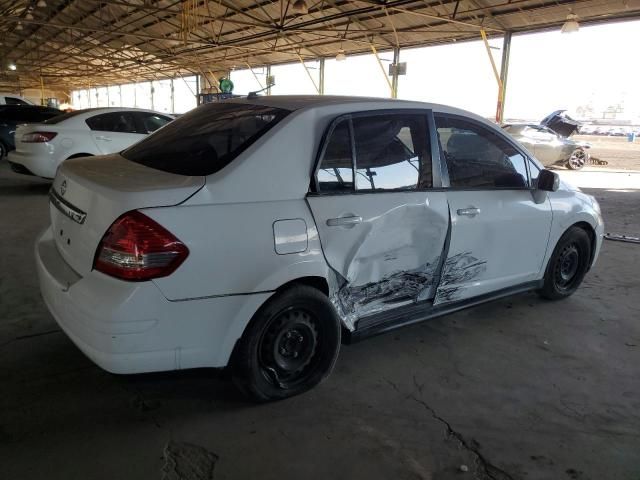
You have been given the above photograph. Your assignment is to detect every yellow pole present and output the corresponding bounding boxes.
[297,54,320,94]
[480,29,504,123]
[370,44,393,97]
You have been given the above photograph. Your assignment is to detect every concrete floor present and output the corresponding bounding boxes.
[1,161,639,480]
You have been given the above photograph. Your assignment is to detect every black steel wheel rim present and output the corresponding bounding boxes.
[258,307,320,389]
[554,243,580,290]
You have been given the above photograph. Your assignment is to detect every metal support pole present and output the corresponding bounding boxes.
[319,58,325,95]
[391,47,400,99]
[497,31,512,124]
[297,54,320,94]
[370,44,394,97]
[170,79,175,113]
[480,29,503,123]
[266,65,272,95]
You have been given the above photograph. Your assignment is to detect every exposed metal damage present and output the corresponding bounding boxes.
[434,252,487,304]
[329,256,441,331]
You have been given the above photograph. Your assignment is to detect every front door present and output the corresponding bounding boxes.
[307,111,449,328]
[433,114,552,305]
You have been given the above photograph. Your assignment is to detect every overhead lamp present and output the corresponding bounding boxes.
[335,49,346,61]
[26,12,34,20]
[291,0,308,14]
[16,22,23,30]
[561,14,579,34]
[8,62,17,71]
[37,0,47,6]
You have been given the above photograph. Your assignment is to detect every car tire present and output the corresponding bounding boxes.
[231,284,341,402]
[0,141,7,159]
[539,226,592,300]
[567,148,588,170]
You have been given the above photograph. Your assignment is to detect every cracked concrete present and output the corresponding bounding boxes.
[1,162,639,479]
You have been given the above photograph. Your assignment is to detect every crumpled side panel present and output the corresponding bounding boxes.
[329,256,440,331]
[433,252,487,305]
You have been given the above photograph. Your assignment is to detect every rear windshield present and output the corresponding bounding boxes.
[122,103,290,176]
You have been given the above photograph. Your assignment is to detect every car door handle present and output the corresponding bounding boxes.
[95,135,112,141]
[326,216,363,227]
[457,207,481,218]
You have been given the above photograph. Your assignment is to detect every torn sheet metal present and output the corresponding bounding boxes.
[433,252,487,305]
[329,256,440,331]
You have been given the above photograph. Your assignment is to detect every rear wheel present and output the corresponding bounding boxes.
[539,226,591,300]
[0,141,7,159]
[567,148,588,170]
[231,285,341,402]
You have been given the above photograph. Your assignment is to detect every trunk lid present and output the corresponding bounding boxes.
[13,123,61,156]
[540,110,581,138]
[49,154,204,276]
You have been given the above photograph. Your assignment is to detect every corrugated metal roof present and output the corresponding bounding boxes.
[1,0,639,90]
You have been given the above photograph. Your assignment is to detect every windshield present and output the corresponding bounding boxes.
[122,103,290,176]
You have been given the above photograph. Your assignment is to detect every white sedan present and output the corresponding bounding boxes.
[35,96,604,401]
[8,107,173,178]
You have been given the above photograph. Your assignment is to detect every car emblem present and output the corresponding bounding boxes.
[60,180,67,196]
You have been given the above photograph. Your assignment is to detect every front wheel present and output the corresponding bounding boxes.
[0,141,7,160]
[539,226,592,300]
[231,285,341,402]
[567,148,588,170]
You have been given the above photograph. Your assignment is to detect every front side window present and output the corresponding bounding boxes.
[86,112,138,133]
[353,114,431,191]
[316,120,354,193]
[436,115,529,189]
[123,103,289,176]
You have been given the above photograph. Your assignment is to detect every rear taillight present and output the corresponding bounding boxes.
[94,211,188,281]
[22,132,57,143]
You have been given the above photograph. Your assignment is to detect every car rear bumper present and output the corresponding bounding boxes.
[7,150,57,179]
[35,227,271,374]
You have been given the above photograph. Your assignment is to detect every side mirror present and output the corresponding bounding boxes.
[537,169,560,192]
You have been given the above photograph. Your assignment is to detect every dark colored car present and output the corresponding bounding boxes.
[0,105,62,158]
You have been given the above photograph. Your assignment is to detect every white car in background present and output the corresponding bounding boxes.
[8,107,173,178]
[36,96,604,402]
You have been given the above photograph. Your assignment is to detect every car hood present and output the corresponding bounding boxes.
[540,110,581,138]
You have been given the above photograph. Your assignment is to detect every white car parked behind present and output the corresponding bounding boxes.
[36,96,604,401]
[8,107,173,178]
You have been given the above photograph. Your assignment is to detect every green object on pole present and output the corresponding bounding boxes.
[219,77,234,94]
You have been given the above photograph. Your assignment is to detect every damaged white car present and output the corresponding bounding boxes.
[36,96,604,401]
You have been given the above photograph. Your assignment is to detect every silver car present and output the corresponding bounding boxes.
[502,123,590,170]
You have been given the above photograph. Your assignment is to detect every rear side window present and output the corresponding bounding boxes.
[316,120,354,193]
[5,97,28,105]
[86,112,138,133]
[134,112,172,133]
[353,114,431,191]
[123,103,289,176]
[435,115,529,189]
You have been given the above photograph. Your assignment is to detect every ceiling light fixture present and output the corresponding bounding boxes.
[335,49,346,61]
[26,12,34,20]
[8,62,17,71]
[37,0,47,7]
[291,0,308,14]
[561,13,579,34]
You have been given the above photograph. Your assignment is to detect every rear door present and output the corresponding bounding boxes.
[307,110,449,325]
[86,111,146,153]
[433,113,552,305]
